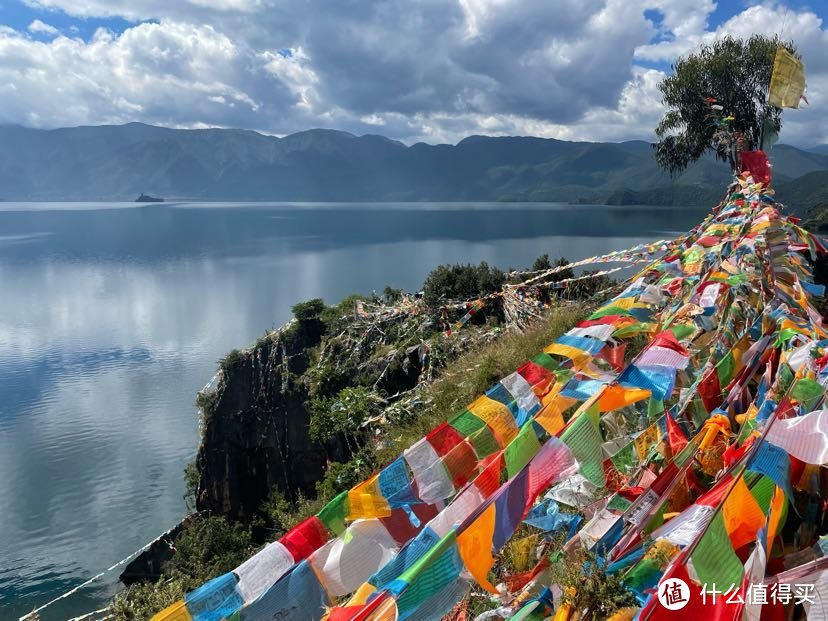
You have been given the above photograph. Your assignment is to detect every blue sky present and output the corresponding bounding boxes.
[0,1,826,145]
[0,1,142,40]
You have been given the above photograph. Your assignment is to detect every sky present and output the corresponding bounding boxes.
[0,0,825,146]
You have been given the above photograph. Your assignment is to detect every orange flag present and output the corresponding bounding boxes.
[457,503,499,594]
[722,477,765,550]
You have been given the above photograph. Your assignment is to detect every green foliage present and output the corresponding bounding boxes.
[259,488,321,536]
[315,445,379,501]
[220,348,244,372]
[291,298,326,322]
[383,285,404,303]
[309,386,380,450]
[111,516,253,620]
[422,261,505,306]
[548,547,636,621]
[165,516,254,589]
[531,253,552,272]
[183,459,199,511]
[111,577,186,620]
[655,35,798,174]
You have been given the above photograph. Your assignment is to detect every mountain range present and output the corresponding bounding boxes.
[1,122,827,209]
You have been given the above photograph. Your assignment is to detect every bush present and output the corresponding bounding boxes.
[183,459,199,511]
[548,546,636,620]
[309,386,380,451]
[422,261,505,306]
[165,516,254,590]
[112,516,253,620]
[291,299,326,322]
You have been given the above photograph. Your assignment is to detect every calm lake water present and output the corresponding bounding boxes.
[0,201,708,619]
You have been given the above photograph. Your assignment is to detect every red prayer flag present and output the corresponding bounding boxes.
[281,515,329,561]
[740,150,771,186]
[426,423,464,456]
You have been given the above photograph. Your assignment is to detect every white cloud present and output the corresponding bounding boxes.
[0,1,826,146]
[27,19,59,36]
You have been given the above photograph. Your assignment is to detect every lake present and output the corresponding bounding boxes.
[0,201,709,619]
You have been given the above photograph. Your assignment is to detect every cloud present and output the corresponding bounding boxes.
[27,19,59,36]
[1,1,826,145]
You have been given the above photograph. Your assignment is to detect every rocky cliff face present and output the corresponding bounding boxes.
[193,306,436,521]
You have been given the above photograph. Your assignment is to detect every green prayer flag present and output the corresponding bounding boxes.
[396,532,462,616]
[607,494,633,512]
[777,363,795,395]
[716,350,735,387]
[612,322,653,338]
[610,441,636,474]
[791,377,823,403]
[590,305,632,319]
[690,512,744,590]
[450,410,499,457]
[531,353,559,372]
[505,422,542,478]
[749,474,776,513]
[623,556,663,591]
[774,328,799,348]
[317,490,349,536]
[648,398,664,421]
[669,323,696,340]
[560,403,605,487]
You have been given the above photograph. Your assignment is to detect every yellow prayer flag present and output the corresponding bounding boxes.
[535,395,569,435]
[722,477,765,550]
[347,474,392,520]
[468,396,519,446]
[346,582,377,607]
[768,47,805,109]
[633,424,660,461]
[544,343,592,369]
[767,485,787,550]
[151,601,192,621]
[457,503,499,594]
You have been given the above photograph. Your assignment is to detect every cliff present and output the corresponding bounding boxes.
[193,296,487,521]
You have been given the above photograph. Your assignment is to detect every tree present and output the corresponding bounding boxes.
[422,261,505,306]
[654,35,798,174]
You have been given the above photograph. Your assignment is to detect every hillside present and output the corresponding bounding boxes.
[2,122,828,204]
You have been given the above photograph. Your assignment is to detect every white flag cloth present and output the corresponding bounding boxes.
[742,539,768,621]
[405,438,455,502]
[309,519,398,596]
[637,346,690,370]
[765,409,828,464]
[429,485,486,538]
[801,570,828,619]
[566,324,616,342]
[500,372,541,414]
[235,541,296,603]
[649,504,716,547]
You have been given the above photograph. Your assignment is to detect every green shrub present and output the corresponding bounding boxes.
[183,459,199,511]
[422,261,505,306]
[165,516,254,590]
[309,386,380,451]
[548,546,636,620]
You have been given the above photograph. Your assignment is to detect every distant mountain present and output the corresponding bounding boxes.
[0,122,826,205]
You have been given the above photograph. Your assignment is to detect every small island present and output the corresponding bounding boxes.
[135,193,164,203]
